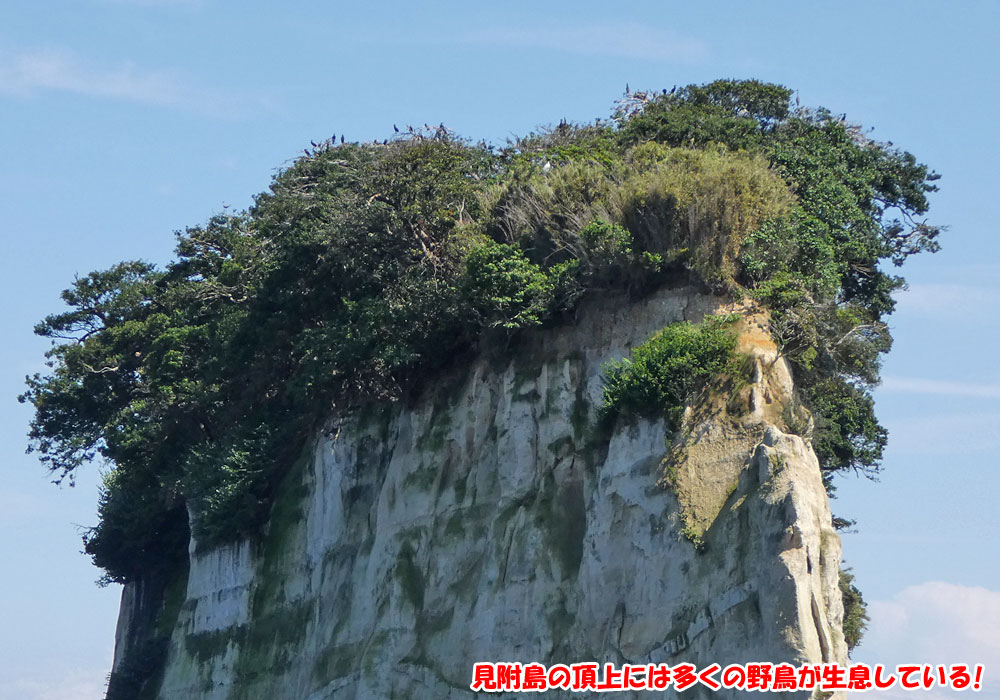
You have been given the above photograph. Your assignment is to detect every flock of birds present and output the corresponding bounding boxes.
[298,84,866,163]
[623,83,677,102]
[301,123,453,158]
[297,85,694,160]
[299,84,677,160]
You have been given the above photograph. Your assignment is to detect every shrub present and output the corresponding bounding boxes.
[803,377,888,479]
[613,144,793,286]
[840,568,869,652]
[86,466,189,584]
[482,143,792,291]
[600,315,741,430]
[459,242,554,329]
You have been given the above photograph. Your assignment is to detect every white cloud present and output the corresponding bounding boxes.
[0,46,257,116]
[459,23,709,63]
[881,376,1000,399]
[854,582,999,698]
[0,46,187,105]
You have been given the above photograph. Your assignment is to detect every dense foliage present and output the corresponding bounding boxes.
[601,316,741,430]
[839,568,870,651]
[21,80,941,582]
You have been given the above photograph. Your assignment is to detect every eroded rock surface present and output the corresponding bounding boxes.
[110,287,847,699]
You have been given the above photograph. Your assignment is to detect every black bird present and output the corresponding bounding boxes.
[670,85,676,96]
[303,149,310,156]
[331,133,336,143]
[340,135,345,144]
[625,82,630,95]
[311,140,319,148]
[394,124,399,133]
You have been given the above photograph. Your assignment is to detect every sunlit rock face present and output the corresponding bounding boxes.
[110,286,846,700]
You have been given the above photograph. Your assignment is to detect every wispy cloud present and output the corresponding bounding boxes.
[884,411,1000,454]
[459,23,708,63]
[0,46,185,105]
[856,582,998,699]
[895,282,999,318]
[0,46,256,116]
[878,377,1000,453]
[881,376,1000,399]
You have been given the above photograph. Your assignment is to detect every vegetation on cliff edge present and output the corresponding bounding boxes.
[600,315,741,431]
[840,568,870,651]
[20,80,941,584]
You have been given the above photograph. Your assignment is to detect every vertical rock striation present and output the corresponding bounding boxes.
[110,286,847,699]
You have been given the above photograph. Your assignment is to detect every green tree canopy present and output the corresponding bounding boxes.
[22,82,941,582]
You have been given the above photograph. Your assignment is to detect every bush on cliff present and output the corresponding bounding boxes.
[600,315,741,431]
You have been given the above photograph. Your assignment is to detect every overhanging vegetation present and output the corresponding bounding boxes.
[21,80,941,585]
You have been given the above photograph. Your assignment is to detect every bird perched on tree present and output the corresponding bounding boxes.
[394,124,399,133]
[340,135,345,144]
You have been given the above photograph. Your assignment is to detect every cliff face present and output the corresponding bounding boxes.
[111,286,847,699]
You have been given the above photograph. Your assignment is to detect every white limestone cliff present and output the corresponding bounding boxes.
[109,286,847,699]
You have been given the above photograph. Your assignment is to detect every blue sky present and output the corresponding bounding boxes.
[2,1,997,697]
